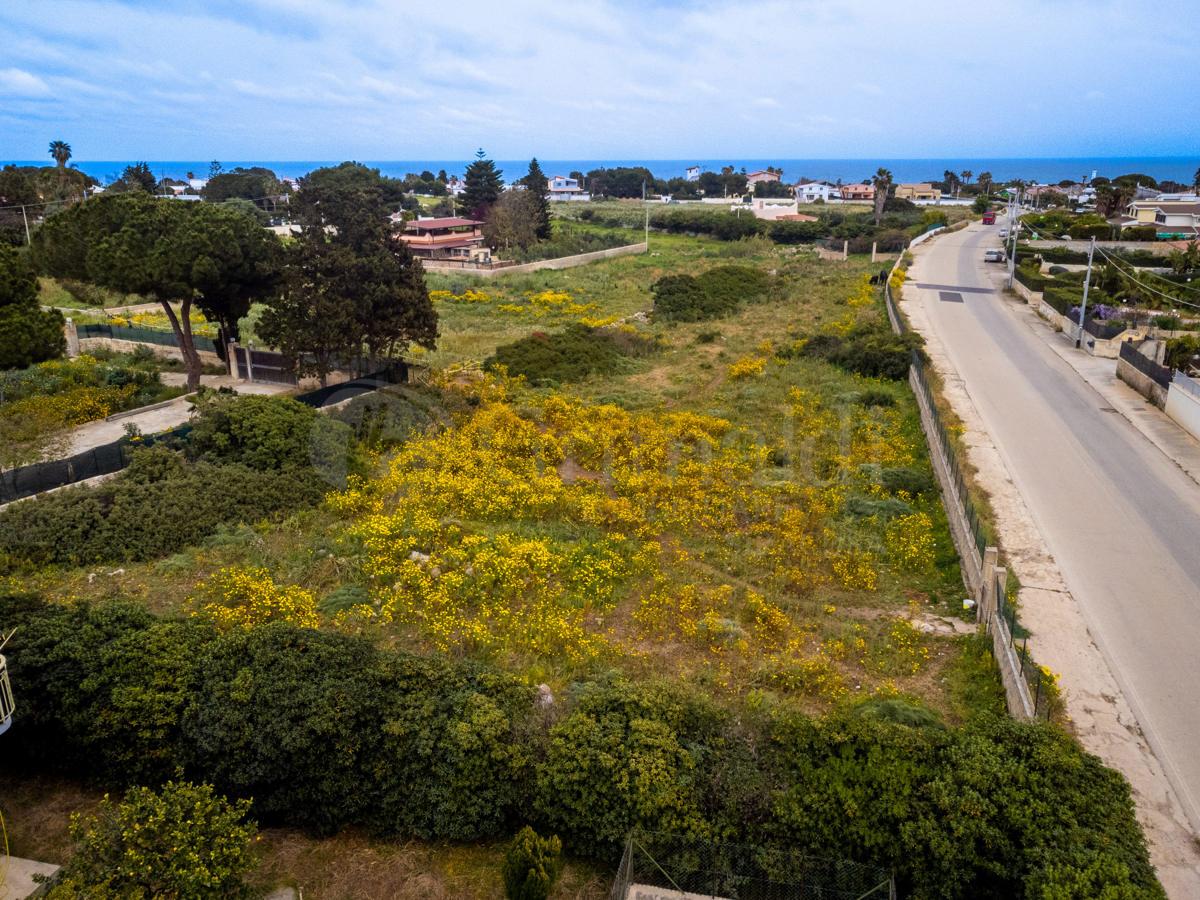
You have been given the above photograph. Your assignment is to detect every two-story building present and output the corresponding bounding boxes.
[894,183,941,201]
[839,183,875,202]
[547,175,590,201]
[685,165,701,182]
[399,216,489,262]
[746,169,782,189]
[1121,200,1200,238]
[794,181,840,203]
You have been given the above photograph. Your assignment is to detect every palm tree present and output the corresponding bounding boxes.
[978,171,993,196]
[48,140,72,169]
[960,170,973,185]
[871,167,893,225]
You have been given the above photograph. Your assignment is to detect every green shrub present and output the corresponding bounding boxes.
[880,465,934,496]
[856,389,896,408]
[1043,285,1082,316]
[188,393,353,474]
[1164,335,1200,370]
[769,220,827,244]
[790,323,923,380]
[1122,225,1159,241]
[649,208,765,241]
[503,826,563,900]
[0,597,1165,900]
[48,779,256,900]
[485,324,656,385]
[1015,265,1050,292]
[652,265,771,322]
[0,451,325,571]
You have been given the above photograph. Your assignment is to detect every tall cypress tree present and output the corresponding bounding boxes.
[521,158,552,241]
[460,149,503,219]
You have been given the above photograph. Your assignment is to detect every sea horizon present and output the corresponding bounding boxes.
[5,156,1197,187]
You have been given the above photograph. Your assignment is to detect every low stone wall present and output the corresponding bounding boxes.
[77,336,223,367]
[424,242,647,278]
[1117,357,1169,408]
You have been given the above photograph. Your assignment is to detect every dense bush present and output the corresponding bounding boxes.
[791,323,924,380]
[0,595,1164,899]
[47,779,257,899]
[651,265,772,322]
[768,219,828,244]
[649,207,765,241]
[188,392,353,474]
[486,324,656,385]
[1014,264,1051,292]
[1043,285,1085,316]
[1165,335,1200,370]
[0,448,326,572]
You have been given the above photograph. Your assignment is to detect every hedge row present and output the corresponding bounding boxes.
[0,597,1163,899]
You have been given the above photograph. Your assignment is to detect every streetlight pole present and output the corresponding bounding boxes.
[1075,236,1096,349]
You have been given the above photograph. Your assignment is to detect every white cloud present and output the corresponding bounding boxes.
[0,67,50,97]
[0,0,1196,159]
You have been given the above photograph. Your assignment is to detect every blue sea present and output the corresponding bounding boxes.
[5,157,1198,186]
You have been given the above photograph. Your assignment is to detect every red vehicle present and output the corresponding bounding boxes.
[982,210,997,225]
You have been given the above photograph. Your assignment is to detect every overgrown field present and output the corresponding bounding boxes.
[0,231,1163,898]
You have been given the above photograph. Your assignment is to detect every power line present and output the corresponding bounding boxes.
[1093,245,1200,312]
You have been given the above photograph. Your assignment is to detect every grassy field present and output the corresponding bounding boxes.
[16,229,1000,726]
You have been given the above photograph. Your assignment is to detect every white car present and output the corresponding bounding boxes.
[984,249,1005,263]
[999,228,1009,240]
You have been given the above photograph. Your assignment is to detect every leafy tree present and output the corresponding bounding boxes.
[754,180,793,198]
[437,168,448,183]
[484,189,541,252]
[282,165,437,368]
[49,779,257,899]
[461,148,504,218]
[1167,240,1200,275]
[108,162,157,194]
[0,244,64,368]
[1112,173,1158,190]
[202,166,283,208]
[503,826,563,900]
[1094,183,1135,218]
[587,166,658,199]
[31,194,281,388]
[1194,167,1200,192]
[521,158,552,240]
[257,240,363,384]
[218,197,269,224]
[208,160,223,179]
[872,168,893,226]
[48,140,72,169]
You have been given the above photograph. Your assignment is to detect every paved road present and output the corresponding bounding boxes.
[910,223,1200,832]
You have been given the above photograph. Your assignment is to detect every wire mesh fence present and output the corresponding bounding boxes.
[610,833,894,900]
[77,322,218,354]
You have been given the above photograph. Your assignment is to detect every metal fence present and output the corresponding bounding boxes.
[1171,369,1200,400]
[233,346,298,385]
[610,832,895,900]
[1119,340,1172,388]
[1082,317,1128,341]
[77,322,218,354]
[990,585,1053,720]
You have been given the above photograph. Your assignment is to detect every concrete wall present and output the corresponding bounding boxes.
[1117,357,1169,408]
[1012,279,1041,304]
[1165,372,1200,441]
[424,242,646,278]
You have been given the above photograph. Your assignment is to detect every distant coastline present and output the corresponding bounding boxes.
[4,156,1196,186]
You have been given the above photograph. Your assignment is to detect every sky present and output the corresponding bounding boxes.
[1,0,1197,162]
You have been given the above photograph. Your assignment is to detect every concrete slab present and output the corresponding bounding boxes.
[1,857,59,899]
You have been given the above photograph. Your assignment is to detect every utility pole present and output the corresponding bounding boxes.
[1075,236,1096,349]
[1006,193,1018,288]
[21,204,31,245]
[642,180,649,247]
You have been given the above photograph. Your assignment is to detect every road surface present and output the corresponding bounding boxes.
[908,223,1200,834]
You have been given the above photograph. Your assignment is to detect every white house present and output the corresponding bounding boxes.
[547,175,590,201]
[446,176,466,197]
[685,165,701,182]
[794,181,840,203]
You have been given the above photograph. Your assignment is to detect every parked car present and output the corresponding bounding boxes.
[998,228,1008,240]
[984,249,1005,263]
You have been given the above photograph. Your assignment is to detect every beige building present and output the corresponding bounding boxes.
[894,182,940,201]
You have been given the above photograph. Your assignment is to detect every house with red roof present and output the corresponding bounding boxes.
[400,216,489,262]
